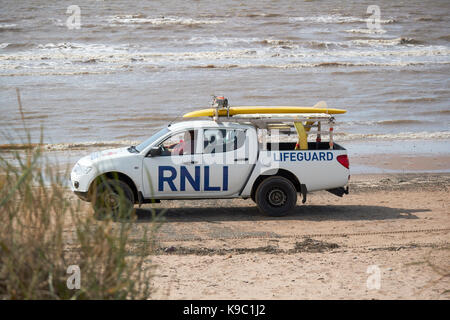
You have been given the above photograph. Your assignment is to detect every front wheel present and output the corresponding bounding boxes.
[91,179,135,218]
[255,176,297,217]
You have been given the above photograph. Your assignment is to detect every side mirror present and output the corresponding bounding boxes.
[149,146,162,157]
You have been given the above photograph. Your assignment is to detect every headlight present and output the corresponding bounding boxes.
[73,163,93,175]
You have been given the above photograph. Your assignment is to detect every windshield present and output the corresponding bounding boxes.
[135,127,170,152]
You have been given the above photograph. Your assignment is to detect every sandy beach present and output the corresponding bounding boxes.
[1,0,449,302]
[113,173,450,300]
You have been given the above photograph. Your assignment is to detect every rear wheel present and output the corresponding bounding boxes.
[91,179,135,218]
[255,176,297,217]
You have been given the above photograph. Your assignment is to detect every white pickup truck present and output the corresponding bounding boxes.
[71,113,350,217]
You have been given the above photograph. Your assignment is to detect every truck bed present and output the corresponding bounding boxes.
[238,141,350,194]
[266,142,346,151]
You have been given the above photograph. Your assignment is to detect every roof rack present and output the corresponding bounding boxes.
[215,113,337,150]
[186,97,343,149]
[216,113,335,127]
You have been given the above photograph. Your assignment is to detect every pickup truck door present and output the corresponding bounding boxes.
[199,127,256,197]
[142,129,202,199]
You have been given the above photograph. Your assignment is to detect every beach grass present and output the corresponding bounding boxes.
[0,89,161,299]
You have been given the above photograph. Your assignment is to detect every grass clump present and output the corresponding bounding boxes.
[0,89,161,299]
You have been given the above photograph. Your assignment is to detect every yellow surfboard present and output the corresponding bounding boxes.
[183,106,346,118]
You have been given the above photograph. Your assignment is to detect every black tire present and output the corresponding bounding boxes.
[92,179,135,218]
[250,191,256,203]
[255,176,297,217]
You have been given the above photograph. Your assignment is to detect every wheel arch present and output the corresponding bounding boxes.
[89,171,139,202]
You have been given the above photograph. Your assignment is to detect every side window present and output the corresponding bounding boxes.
[203,129,246,154]
[159,130,196,156]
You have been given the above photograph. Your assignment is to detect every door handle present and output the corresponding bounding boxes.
[234,158,248,161]
[182,160,197,164]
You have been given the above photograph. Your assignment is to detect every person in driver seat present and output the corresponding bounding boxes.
[170,130,194,155]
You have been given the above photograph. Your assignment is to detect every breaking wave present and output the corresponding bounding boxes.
[239,13,282,18]
[297,37,421,50]
[0,70,118,77]
[376,120,425,126]
[2,60,449,76]
[345,28,387,34]
[334,131,450,141]
[106,15,223,26]
[202,61,450,69]
[1,38,449,76]
[350,37,420,46]
[0,141,138,151]
[288,15,395,24]
[3,40,447,59]
[388,97,438,103]
[0,42,35,50]
[260,39,296,46]
[173,37,420,50]
[0,23,20,31]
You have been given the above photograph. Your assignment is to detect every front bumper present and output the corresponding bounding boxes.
[70,167,95,193]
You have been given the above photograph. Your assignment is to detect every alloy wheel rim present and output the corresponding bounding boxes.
[267,188,287,207]
[103,191,120,210]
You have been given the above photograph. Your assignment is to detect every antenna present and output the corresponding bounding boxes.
[167,110,186,127]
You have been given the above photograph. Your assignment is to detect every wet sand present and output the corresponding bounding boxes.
[122,173,450,299]
[352,154,450,172]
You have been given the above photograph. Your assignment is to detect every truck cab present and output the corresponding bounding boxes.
[139,121,258,199]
